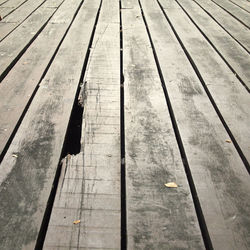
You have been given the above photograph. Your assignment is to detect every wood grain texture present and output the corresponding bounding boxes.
[44,0,121,248]
[211,0,250,27]
[194,0,250,52]
[176,0,250,87]
[229,0,250,13]
[0,6,57,80]
[122,0,205,249]
[0,0,47,41]
[0,0,28,18]
[0,0,99,248]
[0,0,82,157]
[160,0,250,164]
[141,0,250,249]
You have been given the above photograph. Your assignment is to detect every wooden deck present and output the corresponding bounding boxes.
[0,0,249,249]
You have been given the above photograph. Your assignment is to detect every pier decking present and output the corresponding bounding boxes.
[0,0,249,249]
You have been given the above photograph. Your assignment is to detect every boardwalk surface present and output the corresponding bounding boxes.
[0,0,249,249]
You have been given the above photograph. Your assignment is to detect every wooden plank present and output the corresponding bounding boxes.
[0,0,9,6]
[0,0,26,7]
[0,0,28,18]
[122,0,205,248]
[44,0,121,249]
[0,0,100,248]
[229,0,250,13]
[176,0,250,89]
[0,5,61,82]
[140,0,250,249]
[0,0,82,159]
[159,0,250,165]
[211,0,250,27]
[193,0,250,52]
[0,0,46,41]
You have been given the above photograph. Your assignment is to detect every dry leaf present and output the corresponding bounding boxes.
[226,139,231,143]
[12,154,18,158]
[73,220,81,224]
[165,182,178,188]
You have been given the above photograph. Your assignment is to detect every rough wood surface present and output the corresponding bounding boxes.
[122,0,204,248]
[0,0,82,158]
[0,0,47,41]
[160,0,250,164]
[141,0,250,249]
[211,0,250,27]
[0,0,249,248]
[0,0,99,248]
[194,0,250,52]
[0,6,58,81]
[0,0,28,18]
[176,0,250,87]
[44,0,121,249]
[229,0,250,12]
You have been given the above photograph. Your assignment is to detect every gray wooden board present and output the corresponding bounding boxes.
[229,0,250,12]
[211,0,250,27]
[0,0,47,41]
[0,6,59,81]
[0,0,82,156]
[0,0,26,7]
[44,0,121,248]
[0,6,14,17]
[122,0,205,248]
[194,0,250,52]
[0,0,9,5]
[0,0,100,248]
[175,0,250,89]
[160,0,250,164]
[42,0,67,8]
[0,0,27,18]
[141,0,250,249]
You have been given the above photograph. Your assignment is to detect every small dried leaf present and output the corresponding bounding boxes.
[73,220,81,224]
[226,139,231,143]
[165,182,178,188]
[12,154,18,158]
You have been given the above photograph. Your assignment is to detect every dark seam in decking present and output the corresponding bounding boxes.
[120,0,127,249]
[0,0,66,83]
[139,0,214,249]
[0,0,48,42]
[157,0,250,175]
[190,0,249,54]
[34,0,103,248]
[228,0,250,14]
[175,0,250,93]
[210,0,250,29]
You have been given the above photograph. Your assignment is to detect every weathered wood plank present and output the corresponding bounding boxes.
[229,0,250,13]
[0,0,82,158]
[211,0,250,27]
[0,5,61,82]
[0,0,100,249]
[0,0,46,41]
[0,0,28,18]
[122,0,205,249]
[141,0,250,249]
[176,0,250,89]
[0,0,9,6]
[194,0,250,52]
[44,0,121,249]
[160,0,250,165]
